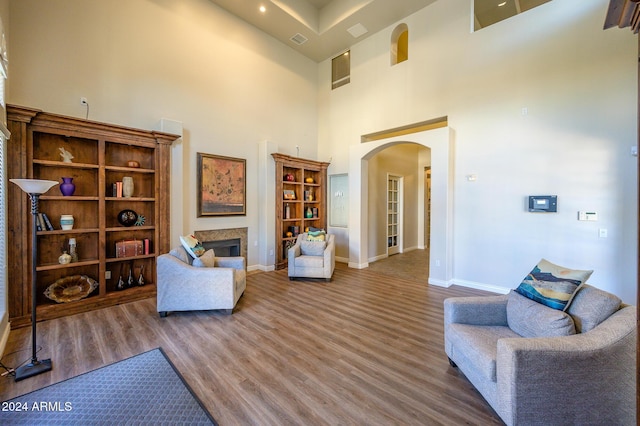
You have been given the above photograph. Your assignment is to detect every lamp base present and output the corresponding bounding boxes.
[14,359,52,382]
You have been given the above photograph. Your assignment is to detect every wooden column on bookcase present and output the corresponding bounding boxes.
[7,106,39,322]
[154,134,174,255]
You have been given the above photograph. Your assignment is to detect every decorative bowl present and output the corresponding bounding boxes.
[127,160,140,168]
[44,275,98,303]
[117,209,138,227]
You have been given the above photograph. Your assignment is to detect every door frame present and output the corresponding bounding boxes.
[348,126,453,287]
[386,173,403,256]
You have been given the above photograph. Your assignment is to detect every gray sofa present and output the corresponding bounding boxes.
[157,246,246,316]
[444,285,636,425]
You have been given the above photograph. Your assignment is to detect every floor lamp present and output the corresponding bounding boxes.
[10,178,58,381]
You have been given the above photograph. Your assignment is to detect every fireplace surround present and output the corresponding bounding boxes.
[194,228,247,262]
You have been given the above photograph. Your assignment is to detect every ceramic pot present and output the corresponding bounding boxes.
[122,176,134,198]
[60,177,76,196]
[60,214,74,230]
[58,251,71,264]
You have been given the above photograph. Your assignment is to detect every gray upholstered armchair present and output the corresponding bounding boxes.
[157,246,246,316]
[444,285,636,426]
[288,233,335,281]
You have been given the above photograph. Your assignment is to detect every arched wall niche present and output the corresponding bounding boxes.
[391,23,409,65]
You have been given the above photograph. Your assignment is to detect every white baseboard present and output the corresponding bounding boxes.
[451,279,510,294]
[249,258,348,272]
[348,261,369,269]
[428,277,453,287]
[248,264,275,272]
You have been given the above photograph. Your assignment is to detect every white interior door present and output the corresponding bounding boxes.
[387,175,403,256]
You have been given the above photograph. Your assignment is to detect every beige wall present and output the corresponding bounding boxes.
[319,0,638,302]
[7,0,319,269]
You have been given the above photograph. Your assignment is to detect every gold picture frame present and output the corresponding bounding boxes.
[197,153,246,216]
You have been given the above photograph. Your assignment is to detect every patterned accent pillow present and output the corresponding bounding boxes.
[192,249,216,268]
[307,229,326,242]
[507,291,576,338]
[515,259,593,311]
[179,234,206,258]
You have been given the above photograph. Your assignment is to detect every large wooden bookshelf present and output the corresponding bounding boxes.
[7,105,179,328]
[272,153,330,270]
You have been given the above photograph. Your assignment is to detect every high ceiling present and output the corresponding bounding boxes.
[208,0,552,62]
[208,0,438,62]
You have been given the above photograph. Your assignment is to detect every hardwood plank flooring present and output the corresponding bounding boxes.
[0,263,503,425]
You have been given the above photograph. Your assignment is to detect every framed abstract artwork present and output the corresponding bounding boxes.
[197,153,246,216]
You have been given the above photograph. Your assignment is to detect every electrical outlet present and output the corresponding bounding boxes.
[105,270,111,279]
[80,97,88,106]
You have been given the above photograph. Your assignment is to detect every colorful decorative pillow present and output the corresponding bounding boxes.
[192,249,216,267]
[566,284,621,333]
[515,259,593,311]
[307,233,326,242]
[179,234,206,258]
[507,291,576,338]
[307,229,326,242]
[300,240,326,256]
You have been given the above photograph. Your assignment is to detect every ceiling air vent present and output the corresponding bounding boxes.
[290,33,308,45]
[347,23,368,38]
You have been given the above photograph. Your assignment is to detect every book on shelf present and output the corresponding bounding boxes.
[35,213,43,231]
[42,213,54,231]
[112,182,124,197]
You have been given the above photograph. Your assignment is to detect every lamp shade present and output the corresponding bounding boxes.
[10,179,58,195]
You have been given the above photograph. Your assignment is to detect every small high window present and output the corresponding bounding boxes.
[473,0,551,31]
[391,24,408,66]
[331,51,350,90]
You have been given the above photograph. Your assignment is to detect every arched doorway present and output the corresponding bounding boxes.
[348,127,453,286]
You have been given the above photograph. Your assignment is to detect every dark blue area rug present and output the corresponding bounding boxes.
[0,348,217,425]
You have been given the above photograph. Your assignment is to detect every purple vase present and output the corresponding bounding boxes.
[60,177,76,196]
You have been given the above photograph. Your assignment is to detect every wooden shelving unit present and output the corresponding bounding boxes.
[7,105,179,328]
[272,153,330,270]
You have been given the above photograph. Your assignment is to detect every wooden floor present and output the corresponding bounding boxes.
[0,263,503,425]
